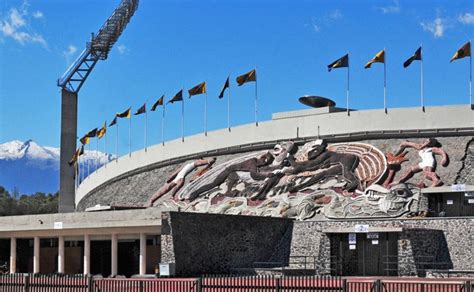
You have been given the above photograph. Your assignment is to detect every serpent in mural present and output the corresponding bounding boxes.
[151,139,449,220]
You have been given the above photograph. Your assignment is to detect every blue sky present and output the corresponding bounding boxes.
[0,0,473,156]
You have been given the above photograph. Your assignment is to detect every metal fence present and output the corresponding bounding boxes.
[0,274,472,292]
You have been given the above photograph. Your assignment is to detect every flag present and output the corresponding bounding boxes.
[450,42,471,63]
[80,135,90,145]
[168,90,183,104]
[218,77,230,98]
[68,145,84,166]
[365,50,385,69]
[403,47,422,68]
[236,69,256,86]
[134,103,146,115]
[151,95,164,111]
[80,128,98,144]
[188,82,207,97]
[97,122,107,139]
[116,107,131,118]
[328,54,349,72]
[109,117,117,127]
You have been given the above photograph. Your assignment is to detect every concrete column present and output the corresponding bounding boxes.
[139,233,147,275]
[58,236,65,273]
[59,89,78,213]
[83,234,90,275]
[111,234,118,276]
[10,237,16,274]
[33,237,40,274]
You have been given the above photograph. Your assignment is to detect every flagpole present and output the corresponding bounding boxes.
[255,67,258,126]
[205,82,208,136]
[87,144,90,178]
[347,52,350,116]
[104,129,107,168]
[162,103,165,146]
[129,116,132,157]
[145,109,148,152]
[228,77,231,132]
[116,123,118,162]
[182,89,185,142]
[96,138,98,173]
[421,44,425,111]
[384,48,387,113]
[470,40,472,107]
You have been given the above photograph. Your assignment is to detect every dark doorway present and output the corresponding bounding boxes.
[91,240,111,277]
[16,239,33,273]
[428,192,474,217]
[330,232,398,276]
[118,240,139,277]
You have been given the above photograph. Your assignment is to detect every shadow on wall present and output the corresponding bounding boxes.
[406,228,453,277]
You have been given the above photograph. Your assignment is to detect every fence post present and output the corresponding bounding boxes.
[275,276,281,292]
[24,274,30,292]
[465,281,472,292]
[87,275,93,292]
[139,280,144,292]
[375,279,382,292]
[197,276,202,292]
[342,279,347,292]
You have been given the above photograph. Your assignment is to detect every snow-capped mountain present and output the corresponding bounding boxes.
[0,140,114,194]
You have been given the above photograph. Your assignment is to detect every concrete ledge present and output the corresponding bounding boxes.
[76,105,474,207]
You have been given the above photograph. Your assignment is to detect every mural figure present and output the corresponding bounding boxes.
[382,151,408,188]
[393,138,449,187]
[285,140,361,193]
[186,142,296,201]
[145,157,216,207]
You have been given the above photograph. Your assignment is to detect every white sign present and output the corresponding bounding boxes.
[468,199,474,204]
[348,233,357,244]
[446,200,454,205]
[53,222,63,229]
[354,224,369,233]
[451,184,466,191]
[349,244,356,250]
[372,240,379,245]
[465,192,474,197]
[367,232,379,239]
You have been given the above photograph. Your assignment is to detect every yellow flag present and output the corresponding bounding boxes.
[97,122,107,139]
[365,50,385,69]
[450,42,471,63]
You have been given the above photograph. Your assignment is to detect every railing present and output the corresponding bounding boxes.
[0,274,472,292]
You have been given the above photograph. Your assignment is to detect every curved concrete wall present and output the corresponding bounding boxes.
[76,105,474,206]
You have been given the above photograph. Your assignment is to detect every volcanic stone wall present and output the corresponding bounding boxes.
[160,211,293,277]
[290,217,474,276]
[77,136,473,211]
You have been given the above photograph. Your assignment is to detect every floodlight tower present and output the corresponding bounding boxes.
[57,0,139,212]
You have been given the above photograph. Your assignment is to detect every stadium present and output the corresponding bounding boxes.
[0,0,473,290]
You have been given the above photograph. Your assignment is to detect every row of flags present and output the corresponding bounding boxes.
[326,41,472,113]
[69,41,472,168]
[327,42,471,71]
[69,69,259,167]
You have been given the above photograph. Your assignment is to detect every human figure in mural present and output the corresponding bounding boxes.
[393,138,449,188]
[187,142,297,201]
[145,157,216,207]
[382,151,409,188]
[285,140,361,193]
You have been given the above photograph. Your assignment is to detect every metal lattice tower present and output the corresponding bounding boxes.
[57,0,139,212]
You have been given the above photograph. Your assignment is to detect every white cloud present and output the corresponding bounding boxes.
[329,9,342,20]
[458,12,474,24]
[420,17,446,38]
[308,10,343,33]
[32,11,43,19]
[117,44,128,54]
[63,45,77,64]
[377,0,400,14]
[0,4,47,47]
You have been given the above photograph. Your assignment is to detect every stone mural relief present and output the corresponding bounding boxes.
[149,138,450,220]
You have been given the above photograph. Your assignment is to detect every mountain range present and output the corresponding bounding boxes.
[0,140,114,194]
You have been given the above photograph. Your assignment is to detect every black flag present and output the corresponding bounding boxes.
[403,47,422,68]
[218,77,230,99]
